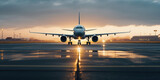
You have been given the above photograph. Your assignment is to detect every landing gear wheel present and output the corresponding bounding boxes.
[86,37,91,45]
[78,43,81,45]
[68,42,72,45]
[78,42,81,45]
[86,42,91,45]
[78,40,81,45]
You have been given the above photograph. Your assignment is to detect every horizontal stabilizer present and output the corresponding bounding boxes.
[62,29,73,31]
[85,29,96,31]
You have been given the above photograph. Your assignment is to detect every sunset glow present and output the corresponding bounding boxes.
[1,25,159,42]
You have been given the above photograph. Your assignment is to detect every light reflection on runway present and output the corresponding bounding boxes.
[1,53,3,60]
[98,50,148,58]
[0,50,4,60]
[75,46,81,80]
[0,49,159,64]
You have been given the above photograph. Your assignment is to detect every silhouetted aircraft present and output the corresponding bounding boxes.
[30,12,130,45]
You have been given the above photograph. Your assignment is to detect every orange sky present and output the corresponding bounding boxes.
[1,0,160,42]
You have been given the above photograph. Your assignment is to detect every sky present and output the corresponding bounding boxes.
[0,0,160,40]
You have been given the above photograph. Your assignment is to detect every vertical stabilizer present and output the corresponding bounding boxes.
[79,12,80,25]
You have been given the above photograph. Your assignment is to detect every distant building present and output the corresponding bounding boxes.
[5,37,27,41]
[6,37,13,40]
[131,35,160,41]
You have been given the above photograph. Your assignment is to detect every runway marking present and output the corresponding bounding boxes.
[75,46,81,80]
[81,65,160,67]
[0,65,74,67]
[0,65,160,68]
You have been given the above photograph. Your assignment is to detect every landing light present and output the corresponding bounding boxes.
[78,37,81,40]
[102,40,105,43]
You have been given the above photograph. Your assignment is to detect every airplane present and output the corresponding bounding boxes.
[30,12,130,45]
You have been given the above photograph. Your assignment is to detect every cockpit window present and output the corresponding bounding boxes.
[76,27,83,29]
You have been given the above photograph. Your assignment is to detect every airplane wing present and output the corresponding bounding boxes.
[85,31,131,37]
[29,31,73,37]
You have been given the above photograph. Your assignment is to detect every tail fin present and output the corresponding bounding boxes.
[78,12,80,25]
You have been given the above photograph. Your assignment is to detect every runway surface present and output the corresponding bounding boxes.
[0,43,160,80]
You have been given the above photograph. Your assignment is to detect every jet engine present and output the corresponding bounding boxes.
[92,36,98,42]
[60,36,67,42]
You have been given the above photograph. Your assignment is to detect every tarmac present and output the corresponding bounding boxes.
[0,43,160,80]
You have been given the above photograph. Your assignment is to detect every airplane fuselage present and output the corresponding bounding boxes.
[73,25,85,39]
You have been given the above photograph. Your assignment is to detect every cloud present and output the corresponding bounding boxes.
[0,0,160,28]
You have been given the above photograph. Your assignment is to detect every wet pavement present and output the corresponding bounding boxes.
[0,43,160,80]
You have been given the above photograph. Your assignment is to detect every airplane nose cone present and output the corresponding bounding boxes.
[77,32,82,35]
[74,30,85,37]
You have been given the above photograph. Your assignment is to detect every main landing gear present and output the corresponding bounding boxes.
[68,42,72,45]
[68,37,72,45]
[86,37,91,45]
[68,37,91,45]
[86,42,91,45]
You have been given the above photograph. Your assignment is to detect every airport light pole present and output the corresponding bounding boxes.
[1,28,3,40]
[13,32,15,39]
[154,30,157,36]
[19,33,21,38]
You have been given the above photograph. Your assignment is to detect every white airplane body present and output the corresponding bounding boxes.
[30,12,130,45]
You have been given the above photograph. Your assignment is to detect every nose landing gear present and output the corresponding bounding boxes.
[78,40,81,45]
[86,42,91,45]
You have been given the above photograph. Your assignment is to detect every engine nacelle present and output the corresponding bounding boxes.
[92,36,98,42]
[60,36,67,42]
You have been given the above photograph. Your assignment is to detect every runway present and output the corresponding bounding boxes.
[0,43,160,80]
